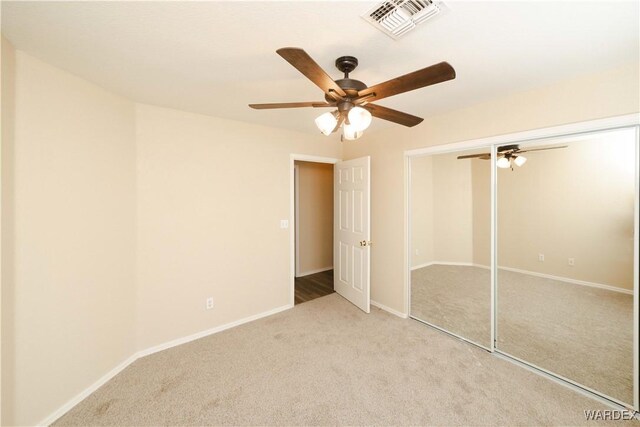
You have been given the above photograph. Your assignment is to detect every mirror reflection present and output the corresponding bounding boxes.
[496,128,637,405]
[410,149,491,348]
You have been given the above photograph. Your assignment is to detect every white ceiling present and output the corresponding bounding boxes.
[2,1,638,135]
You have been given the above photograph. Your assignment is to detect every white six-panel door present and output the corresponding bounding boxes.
[334,156,371,313]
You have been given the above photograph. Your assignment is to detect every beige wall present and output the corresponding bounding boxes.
[432,153,474,263]
[410,156,434,267]
[470,159,492,267]
[411,153,478,267]
[1,35,17,425]
[135,104,340,351]
[1,50,137,425]
[295,161,333,276]
[344,61,640,314]
[410,130,634,291]
[497,129,636,290]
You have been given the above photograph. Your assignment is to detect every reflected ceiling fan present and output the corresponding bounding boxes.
[457,144,568,170]
[249,47,456,141]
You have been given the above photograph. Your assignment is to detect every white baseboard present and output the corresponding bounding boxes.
[410,261,432,271]
[411,261,475,271]
[37,353,138,426]
[37,303,293,426]
[411,261,632,295]
[498,266,633,295]
[371,300,408,319]
[138,303,293,358]
[296,266,333,278]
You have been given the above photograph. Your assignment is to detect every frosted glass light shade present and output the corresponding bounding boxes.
[347,107,372,132]
[514,155,527,167]
[497,157,511,168]
[343,123,362,140]
[315,112,338,136]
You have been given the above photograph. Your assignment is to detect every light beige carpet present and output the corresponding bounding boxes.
[411,264,634,405]
[411,264,492,347]
[55,293,637,426]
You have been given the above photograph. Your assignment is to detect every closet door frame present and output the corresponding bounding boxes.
[404,113,639,411]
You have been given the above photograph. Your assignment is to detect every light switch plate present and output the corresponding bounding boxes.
[280,219,289,229]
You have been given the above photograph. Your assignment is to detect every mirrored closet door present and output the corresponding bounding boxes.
[409,125,639,410]
[410,149,492,349]
[496,127,638,406]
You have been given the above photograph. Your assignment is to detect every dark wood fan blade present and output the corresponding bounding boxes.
[517,145,568,153]
[362,104,423,127]
[276,48,347,98]
[457,153,491,159]
[357,62,456,102]
[249,102,333,109]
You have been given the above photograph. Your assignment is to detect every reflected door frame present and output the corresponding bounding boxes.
[404,113,640,411]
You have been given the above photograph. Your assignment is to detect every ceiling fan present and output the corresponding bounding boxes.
[457,144,568,170]
[249,47,456,141]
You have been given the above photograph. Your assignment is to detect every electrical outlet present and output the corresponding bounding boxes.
[538,253,544,262]
[415,249,420,256]
[206,297,214,310]
[568,258,575,266]
[280,219,289,229]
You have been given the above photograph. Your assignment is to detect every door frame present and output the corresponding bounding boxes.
[404,113,640,410]
[294,164,300,277]
[289,154,340,307]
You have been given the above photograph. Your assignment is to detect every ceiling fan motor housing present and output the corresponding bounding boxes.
[324,56,369,103]
[326,78,368,103]
[499,144,519,153]
[335,56,358,74]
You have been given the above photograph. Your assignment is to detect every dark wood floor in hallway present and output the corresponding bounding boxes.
[295,269,334,304]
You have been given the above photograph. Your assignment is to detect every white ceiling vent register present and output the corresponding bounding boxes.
[362,0,444,40]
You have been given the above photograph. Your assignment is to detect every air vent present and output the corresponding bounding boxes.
[362,0,443,40]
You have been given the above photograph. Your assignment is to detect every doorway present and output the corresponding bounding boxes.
[289,153,371,313]
[294,160,335,304]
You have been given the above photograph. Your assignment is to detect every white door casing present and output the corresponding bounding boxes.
[334,156,371,313]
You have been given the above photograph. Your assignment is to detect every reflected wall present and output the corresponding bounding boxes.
[496,128,637,405]
[410,150,491,348]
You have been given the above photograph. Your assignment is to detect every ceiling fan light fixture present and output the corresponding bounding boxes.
[514,155,527,167]
[497,157,511,169]
[343,123,363,141]
[347,106,372,132]
[315,111,338,136]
